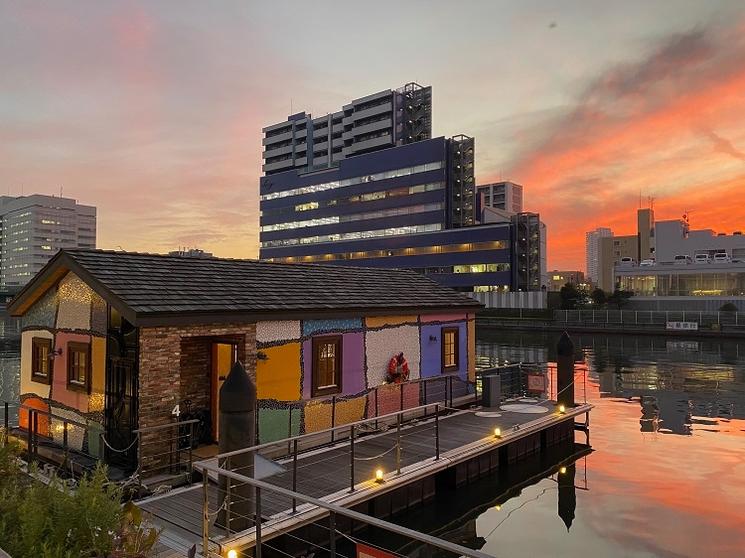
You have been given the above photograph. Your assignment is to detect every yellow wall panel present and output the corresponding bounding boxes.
[90,337,107,411]
[365,315,418,329]
[257,342,302,401]
[334,396,366,426]
[467,318,476,382]
[303,399,332,433]
[302,395,366,434]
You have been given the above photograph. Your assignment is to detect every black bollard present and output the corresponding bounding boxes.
[556,331,575,409]
[215,361,256,533]
[557,462,577,531]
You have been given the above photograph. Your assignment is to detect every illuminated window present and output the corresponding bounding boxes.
[295,201,319,212]
[31,338,52,384]
[312,336,342,397]
[67,342,90,392]
[442,328,459,373]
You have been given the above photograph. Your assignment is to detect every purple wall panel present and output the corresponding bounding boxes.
[342,332,366,395]
[419,322,467,378]
[301,331,366,398]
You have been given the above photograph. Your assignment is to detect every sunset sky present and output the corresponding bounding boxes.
[2,1,745,270]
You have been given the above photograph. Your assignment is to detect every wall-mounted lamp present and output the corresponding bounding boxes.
[50,347,63,358]
[257,351,268,361]
[429,335,437,342]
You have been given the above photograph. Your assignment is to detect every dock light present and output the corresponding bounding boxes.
[494,505,501,511]
[375,469,385,483]
[494,427,502,438]
[558,404,566,414]
[559,466,567,475]
[227,550,237,558]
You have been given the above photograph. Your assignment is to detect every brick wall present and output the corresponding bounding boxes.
[137,322,257,473]
[179,337,212,410]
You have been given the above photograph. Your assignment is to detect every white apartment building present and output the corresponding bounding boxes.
[0,195,96,287]
[585,227,612,284]
[477,181,523,213]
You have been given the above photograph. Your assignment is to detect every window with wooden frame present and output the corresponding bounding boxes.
[67,342,91,392]
[31,338,52,384]
[442,327,459,373]
[312,336,342,397]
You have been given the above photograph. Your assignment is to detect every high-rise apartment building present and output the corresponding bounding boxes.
[0,195,96,287]
[259,83,541,292]
[262,83,432,176]
[585,227,612,284]
[477,181,523,213]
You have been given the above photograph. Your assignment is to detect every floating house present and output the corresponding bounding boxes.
[8,249,480,471]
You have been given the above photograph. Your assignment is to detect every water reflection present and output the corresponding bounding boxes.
[395,330,745,557]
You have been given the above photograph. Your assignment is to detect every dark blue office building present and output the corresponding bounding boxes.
[259,83,526,292]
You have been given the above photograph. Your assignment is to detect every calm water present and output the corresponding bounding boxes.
[393,329,745,557]
[2,323,744,557]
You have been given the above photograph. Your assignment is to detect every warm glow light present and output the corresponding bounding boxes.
[494,505,501,511]
[375,469,384,483]
[559,466,567,474]
[227,550,237,558]
[494,427,502,438]
[558,404,566,414]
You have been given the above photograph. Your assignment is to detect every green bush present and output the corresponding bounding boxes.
[0,442,159,558]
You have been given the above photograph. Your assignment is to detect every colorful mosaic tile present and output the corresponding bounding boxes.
[364,315,418,329]
[365,325,420,387]
[50,405,86,452]
[19,396,50,437]
[56,273,92,331]
[256,320,301,344]
[257,342,302,401]
[368,383,420,417]
[302,395,366,433]
[91,292,108,334]
[302,318,362,337]
[258,406,301,443]
[22,287,57,329]
[20,330,53,399]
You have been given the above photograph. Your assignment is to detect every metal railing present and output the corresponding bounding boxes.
[2,402,104,474]
[133,419,200,481]
[194,456,495,558]
[1,400,200,483]
[255,369,485,446]
[555,309,745,327]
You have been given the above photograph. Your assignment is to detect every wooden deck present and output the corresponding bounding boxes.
[139,400,592,556]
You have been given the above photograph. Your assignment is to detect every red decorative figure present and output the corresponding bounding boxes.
[386,352,410,384]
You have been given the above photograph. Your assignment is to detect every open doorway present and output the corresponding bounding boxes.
[211,341,238,441]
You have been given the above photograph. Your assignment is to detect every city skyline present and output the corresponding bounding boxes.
[2,1,745,270]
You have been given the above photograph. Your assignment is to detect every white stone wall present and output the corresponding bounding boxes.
[256,320,302,344]
[365,325,421,387]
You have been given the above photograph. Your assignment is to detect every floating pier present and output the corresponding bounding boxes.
[139,399,592,557]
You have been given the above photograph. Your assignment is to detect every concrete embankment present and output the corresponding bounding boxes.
[478,316,745,339]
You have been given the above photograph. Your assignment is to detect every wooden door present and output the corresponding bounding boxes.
[211,342,238,441]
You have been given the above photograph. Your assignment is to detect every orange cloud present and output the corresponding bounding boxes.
[496,22,745,270]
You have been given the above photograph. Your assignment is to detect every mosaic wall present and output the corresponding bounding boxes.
[255,312,475,443]
[18,271,108,457]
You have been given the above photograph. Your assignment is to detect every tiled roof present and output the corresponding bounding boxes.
[13,249,481,325]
